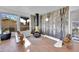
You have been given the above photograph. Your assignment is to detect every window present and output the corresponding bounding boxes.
[20,18,30,31]
[1,14,17,33]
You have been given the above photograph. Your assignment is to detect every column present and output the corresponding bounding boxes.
[29,16,31,34]
[68,7,72,34]
[39,15,40,30]
[17,16,20,31]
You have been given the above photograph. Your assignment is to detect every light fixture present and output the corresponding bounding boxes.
[46,18,48,22]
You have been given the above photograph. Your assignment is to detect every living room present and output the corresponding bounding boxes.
[0,6,79,52]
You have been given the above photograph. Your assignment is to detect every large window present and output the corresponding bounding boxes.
[72,21,79,35]
[1,13,17,34]
[20,18,30,31]
[71,10,79,41]
[0,13,30,37]
[72,21,79,41]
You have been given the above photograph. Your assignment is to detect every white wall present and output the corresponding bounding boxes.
[17,17,20,31]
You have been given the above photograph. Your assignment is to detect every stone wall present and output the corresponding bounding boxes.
[40,6,69,40]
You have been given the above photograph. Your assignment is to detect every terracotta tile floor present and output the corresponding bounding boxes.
[0,35,79,52]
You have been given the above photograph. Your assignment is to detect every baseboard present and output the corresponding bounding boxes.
[41,34,63,47]
[41,34,61,42]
